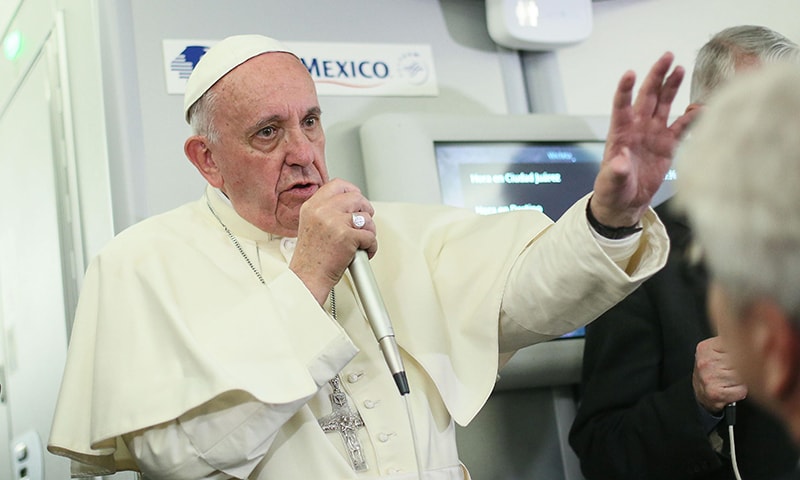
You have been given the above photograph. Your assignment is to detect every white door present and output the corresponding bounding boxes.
[0,30,75,480]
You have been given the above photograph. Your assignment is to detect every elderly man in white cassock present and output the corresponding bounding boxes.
[47,35,696,479]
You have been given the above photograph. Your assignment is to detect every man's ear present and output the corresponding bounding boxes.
[185,135,223,188]
[685,103,703,115]
[746,299,800,403]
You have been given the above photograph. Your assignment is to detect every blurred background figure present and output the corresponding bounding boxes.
[674,60,800,480]
[569,25,800,480]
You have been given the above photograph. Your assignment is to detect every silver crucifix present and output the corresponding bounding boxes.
[318,375,368,471]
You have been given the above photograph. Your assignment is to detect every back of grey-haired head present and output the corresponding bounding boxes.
[676,62,800,320]
[690,25,800,104]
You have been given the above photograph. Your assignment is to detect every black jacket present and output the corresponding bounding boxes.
[569,199,798,480]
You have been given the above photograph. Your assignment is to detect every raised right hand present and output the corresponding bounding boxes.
[590,52,699,228]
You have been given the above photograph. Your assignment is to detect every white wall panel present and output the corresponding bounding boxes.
[100,0,514,226]
[558,0,800,115]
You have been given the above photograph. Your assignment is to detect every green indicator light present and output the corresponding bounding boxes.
[3,30,22,61]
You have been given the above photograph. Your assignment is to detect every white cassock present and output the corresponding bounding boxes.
[48,185,668,479]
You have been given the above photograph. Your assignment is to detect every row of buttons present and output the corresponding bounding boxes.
[345,370,396,443]
[346,371,381,408]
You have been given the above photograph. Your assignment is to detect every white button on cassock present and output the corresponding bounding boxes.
[347,371,364,383]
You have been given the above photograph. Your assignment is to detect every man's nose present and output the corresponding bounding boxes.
[283,127,315,166]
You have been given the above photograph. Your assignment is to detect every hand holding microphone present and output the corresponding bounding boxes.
[693,337,747,413]
[289,179,376,305]
[291,180,409,395]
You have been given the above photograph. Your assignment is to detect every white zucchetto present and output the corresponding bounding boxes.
[183,34,295,123]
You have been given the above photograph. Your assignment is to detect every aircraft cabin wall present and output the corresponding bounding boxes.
[96,0,800,231]
[100,0,520,231]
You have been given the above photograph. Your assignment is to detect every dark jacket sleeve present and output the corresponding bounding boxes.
[569,200,798,480]
[568,273,724,480]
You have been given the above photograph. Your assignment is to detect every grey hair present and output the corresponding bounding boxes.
[690,25,800,104]
[187,88,221,144]
[675,62,800,321]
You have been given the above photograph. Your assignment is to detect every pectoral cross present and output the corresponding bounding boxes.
[318,375,368,472]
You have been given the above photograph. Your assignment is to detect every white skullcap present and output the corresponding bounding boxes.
[183,34,295,123]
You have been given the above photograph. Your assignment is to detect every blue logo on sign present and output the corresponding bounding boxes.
[171,45,209,79]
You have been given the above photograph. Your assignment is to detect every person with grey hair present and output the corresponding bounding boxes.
[47,34,692,479]
[674,61,800,480]
[690,25,800,105]
[569,25,799,480]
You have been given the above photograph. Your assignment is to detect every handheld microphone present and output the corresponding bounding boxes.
[348,250,410,396]
[725,401,737,426]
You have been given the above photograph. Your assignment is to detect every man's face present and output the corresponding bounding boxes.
[205,52,328,237]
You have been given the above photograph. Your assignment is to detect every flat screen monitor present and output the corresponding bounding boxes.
[359,113,674,211]
[435,140,605,220]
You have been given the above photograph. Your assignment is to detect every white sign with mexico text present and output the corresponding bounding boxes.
[163,39,439,97]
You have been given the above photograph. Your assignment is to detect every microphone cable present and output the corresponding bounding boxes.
[726,402,743,480]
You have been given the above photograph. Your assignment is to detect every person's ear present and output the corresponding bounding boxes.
[684,103,703,115]
[746,299,800,402]
[185,135,223,188]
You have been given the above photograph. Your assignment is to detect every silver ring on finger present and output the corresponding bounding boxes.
[352,213,366,229]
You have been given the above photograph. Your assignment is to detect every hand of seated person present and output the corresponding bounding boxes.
[692,336,748,413]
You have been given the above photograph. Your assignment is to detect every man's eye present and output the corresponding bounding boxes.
[304,117,318,128]
[259,126,276,137]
